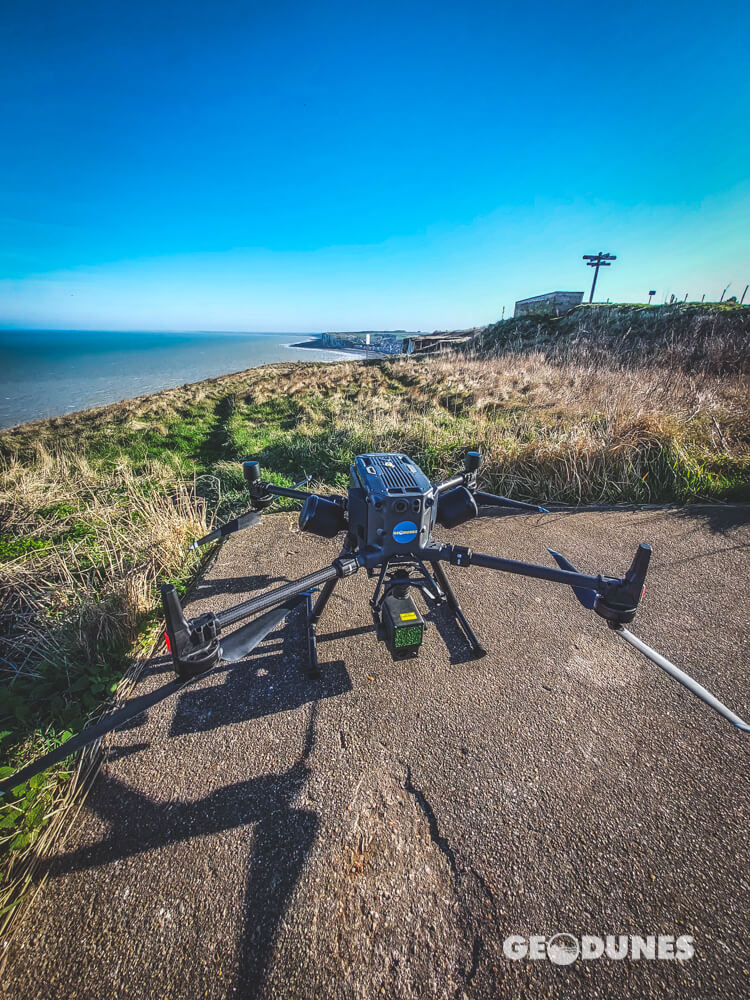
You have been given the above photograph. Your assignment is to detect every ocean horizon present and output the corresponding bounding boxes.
[0,328,362,429]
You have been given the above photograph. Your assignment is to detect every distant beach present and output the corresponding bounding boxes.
[289,336,385,357]
[0,329,366,429]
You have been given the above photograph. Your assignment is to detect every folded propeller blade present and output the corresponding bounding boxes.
[614,626,749,734]
[219,595,305,662]
[189,510,261,550]
[547,549,597,608]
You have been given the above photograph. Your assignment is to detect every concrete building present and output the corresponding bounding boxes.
[402,331,477,355]
[513,291,584,318]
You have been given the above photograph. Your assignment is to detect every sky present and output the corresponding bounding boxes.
[1,0,748,332]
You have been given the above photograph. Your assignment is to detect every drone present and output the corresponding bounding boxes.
[1,450,747,796]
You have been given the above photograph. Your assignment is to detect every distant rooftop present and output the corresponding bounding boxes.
[514,291,584,318]
[515,291,584,305]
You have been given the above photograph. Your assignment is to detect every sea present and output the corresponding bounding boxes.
[0,329,362,430]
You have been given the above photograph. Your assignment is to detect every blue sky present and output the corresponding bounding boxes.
[1,0,748,331]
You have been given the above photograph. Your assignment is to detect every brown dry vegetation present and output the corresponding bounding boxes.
[0,452,207,930]
[468,301,750,374]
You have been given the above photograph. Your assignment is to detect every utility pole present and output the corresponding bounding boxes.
[583,252,616,303]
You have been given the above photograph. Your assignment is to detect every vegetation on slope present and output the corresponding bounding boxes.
[0,312,748,929]
[467,302,750,373]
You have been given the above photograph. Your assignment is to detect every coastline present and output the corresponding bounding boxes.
[287,337,384,358]
[0,330,367,430]
[0,356,362,434]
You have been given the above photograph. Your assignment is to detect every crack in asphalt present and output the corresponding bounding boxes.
[457,934,483,999]
[469,933,483,979]
[400,764,488,995]
[468,865,500,921]
[403,763,459,882]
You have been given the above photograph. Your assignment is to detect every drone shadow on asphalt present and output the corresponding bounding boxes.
[169,606,351,736]
[42,576,488,992]
[42,612,349,999]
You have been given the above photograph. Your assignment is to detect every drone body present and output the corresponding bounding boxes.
[1,449,746,798]
[213,449,492,666]
[161,449,748,736]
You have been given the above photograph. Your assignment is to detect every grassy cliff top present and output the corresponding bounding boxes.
[467,302,750,373]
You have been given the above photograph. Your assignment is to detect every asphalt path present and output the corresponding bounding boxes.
[3,506,749,999]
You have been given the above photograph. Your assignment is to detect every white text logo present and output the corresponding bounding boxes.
[503,934,694,965]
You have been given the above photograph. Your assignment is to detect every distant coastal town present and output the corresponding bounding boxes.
[294,328,478,356]
[294,290,588,356]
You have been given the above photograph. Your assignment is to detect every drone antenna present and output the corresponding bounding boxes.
[612,625,750,733]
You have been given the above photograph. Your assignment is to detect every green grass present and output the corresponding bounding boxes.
[0,454,210,923]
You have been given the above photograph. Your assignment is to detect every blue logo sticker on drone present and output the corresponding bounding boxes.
[393,520,418,543]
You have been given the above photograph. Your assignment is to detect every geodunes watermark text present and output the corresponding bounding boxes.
[503,934,694,965]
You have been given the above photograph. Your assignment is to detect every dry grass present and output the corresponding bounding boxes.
[0,447,208,930]
[0,447,207,682]
[468,302,750,374]
[4,348,735,508]
[237,352,748,504]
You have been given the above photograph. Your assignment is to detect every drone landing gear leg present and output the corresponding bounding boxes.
[305,577,339,678]
[431,561,486,658]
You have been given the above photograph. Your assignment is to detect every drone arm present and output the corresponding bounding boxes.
[189,510,261,549]
[216,556,358,629]
[438,544,605,591]
[243,462,344,508]
[437,543,747,733]
[434,453,547,512]
[437,543,650,624]
[434,475,467,495]
[263,484,334,501]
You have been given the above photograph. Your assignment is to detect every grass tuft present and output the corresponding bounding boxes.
[0,449,208,927]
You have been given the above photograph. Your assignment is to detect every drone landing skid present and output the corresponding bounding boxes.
[305,574,340,678]
[300,550,486,678]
